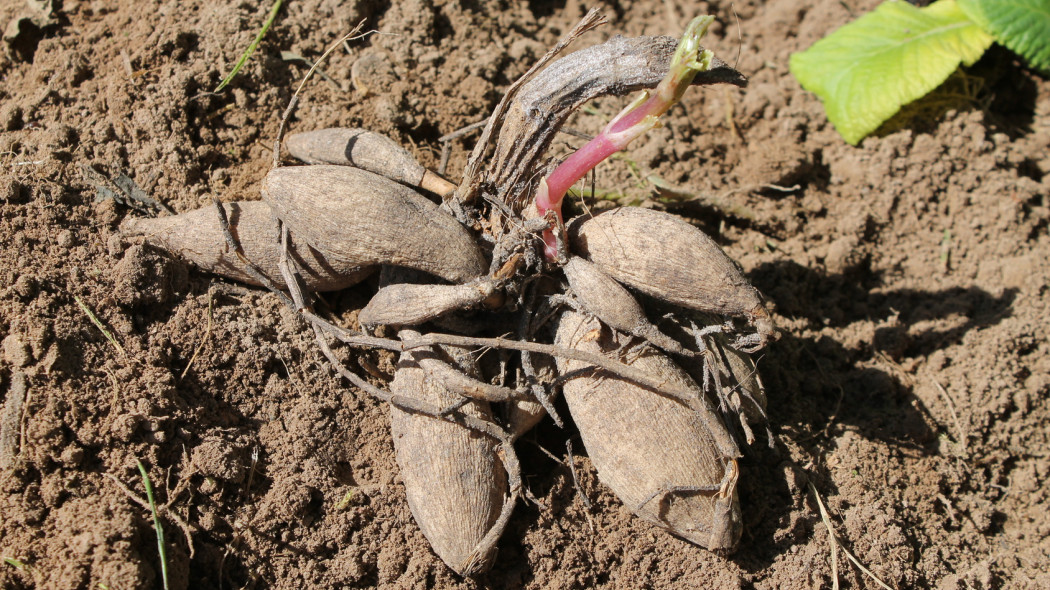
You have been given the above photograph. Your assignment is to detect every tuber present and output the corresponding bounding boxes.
[568,207,775,345]
[389,335,510,575]
[554,310,742,551]
[285,128,456,197]
[263,165,486,283]
[562,256,691,356]
[358,278,498,328]
[121,200,373,291]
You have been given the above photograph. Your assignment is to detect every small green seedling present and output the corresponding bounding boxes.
[214,0,285,92]
[137,460,170,590]
[790,0,1050,145]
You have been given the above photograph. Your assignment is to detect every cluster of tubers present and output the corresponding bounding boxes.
[122,14,775,576]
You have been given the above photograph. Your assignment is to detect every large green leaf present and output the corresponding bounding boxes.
[958,0,1050,71]
[790,0,994,145]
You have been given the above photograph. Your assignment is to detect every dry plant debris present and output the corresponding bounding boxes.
[121,12,777,576]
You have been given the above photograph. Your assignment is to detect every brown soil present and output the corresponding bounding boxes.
[1,0,1048,588]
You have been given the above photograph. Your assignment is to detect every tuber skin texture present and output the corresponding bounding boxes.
[285,128,456,197]
[121,200,374,291]
[554,311,742,551]
[562,256,692,357]
[263,165,486,283]
[568,207,776,346]
[358,278,498,328]
[389,336,509,576]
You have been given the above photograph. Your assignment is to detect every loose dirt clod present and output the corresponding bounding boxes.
[554,311,743,551]
[122,200,374,291]
[262,165,486,282]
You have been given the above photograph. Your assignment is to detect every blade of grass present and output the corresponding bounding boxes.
[137,459,170,590]
[213,0,285,93]
[73,295,127,360]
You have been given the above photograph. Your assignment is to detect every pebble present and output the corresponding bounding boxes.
[2,335,32,368]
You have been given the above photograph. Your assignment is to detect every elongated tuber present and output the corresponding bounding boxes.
[121,200,374,291]
[263,165,486,283]
[554,311,742,551]
[568,207,774,343]
[562,256,691,356]
[390,337,510,575]
[358,279,498,328]
[285,128,456,197]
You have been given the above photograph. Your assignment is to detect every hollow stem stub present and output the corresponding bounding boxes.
[534,15,716,259]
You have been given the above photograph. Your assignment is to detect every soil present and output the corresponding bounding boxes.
[1,0,1048,588]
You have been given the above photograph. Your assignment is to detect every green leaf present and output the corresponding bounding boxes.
[213,0,284,93]
[958,0,1050,71]
[790,0,994,145]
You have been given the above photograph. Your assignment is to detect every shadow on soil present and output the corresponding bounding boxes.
[729,259,1017,572]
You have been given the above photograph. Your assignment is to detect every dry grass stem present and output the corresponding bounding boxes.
[72,294,127,360]
[104,472,196,559]
[930,375,967,453]
[810,483,894,590]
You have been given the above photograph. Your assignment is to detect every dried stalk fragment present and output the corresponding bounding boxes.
[554,311,742,551]
[263,165,486,283]
[121,200,373,291]
[485,34,746,214]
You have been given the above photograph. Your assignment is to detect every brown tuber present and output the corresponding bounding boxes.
[568,207,775,344]
[358,278,498,328]
[285,128,456,197]
[389,334,509,575]
[121,200,373,291]
[554,311,743,551]
[562,256,691,356]
[263,165,486,283]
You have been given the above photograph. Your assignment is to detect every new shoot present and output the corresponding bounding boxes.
[532,15,717,259]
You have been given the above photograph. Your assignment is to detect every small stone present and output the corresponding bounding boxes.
[57,229,75,249]
[2,334,32,367]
